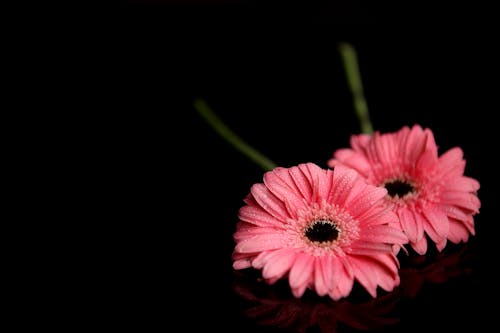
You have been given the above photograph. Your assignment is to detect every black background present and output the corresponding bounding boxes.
[111,2,499,332]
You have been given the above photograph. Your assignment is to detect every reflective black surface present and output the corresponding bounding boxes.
[112,3,499,331]
[233,244,475,333]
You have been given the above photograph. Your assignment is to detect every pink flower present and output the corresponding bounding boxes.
[329,125,480,254]
[232,163,408,300]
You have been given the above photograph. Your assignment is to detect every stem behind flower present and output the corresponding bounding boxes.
[193,98,277,171]
[338,42,374,135]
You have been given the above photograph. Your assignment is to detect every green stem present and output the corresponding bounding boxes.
[194,98,277,171]
[338,42,374,135]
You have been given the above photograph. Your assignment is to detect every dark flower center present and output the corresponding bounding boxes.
[384,180,415,198]
[305,220,339,243]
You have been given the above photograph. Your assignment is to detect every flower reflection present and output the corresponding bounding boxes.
[234,270,400,333]
[398,243,474,299]
[233,244,474,333]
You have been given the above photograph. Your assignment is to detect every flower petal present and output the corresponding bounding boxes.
[436,238,447,252]
[448,218,471,244]
[350,254,400,296]
[462,216,476,235]
[349,242,393,255]
[404,125,426,169]
[262,248,297,280]
[232,251,255,269]
[289,252,314,289]
[358,204,398,227]
[423,207,450,239]
[444,205,471,223]
[328,165,359,207]
[233,226,280,241]
[239,205,284,228]
[292,283,309,298]
[440,191,481,212]
[397,207,423,243]
[363,225,408,245]
[351,133,372,150]
[331,149,372,177]
[346,185,388,219]
[416,149,438,172]
[289,165,313,201]
[349,256,378,297]
[314,257,329,296]
[437,147,465,177]
[251,249,279,269]
[444,176,480,192]
[263,168,307,212]
[329,256,354,300]
[373,132,395,167]
[411,236,428,255]
[235,233,286,253]
[423,128,438,153]
[251,183,289,220]
[233,259,252,269]
[303,163,331,203]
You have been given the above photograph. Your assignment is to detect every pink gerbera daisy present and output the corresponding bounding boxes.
[328,125,480,254]
[232,163,408,300]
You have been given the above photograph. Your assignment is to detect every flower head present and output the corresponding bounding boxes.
[233,163,407,300]
[329,125,480,254]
